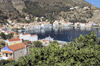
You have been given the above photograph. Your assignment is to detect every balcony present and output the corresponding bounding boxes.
[0,56,9,60]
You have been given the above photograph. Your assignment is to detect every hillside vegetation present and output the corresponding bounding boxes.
[22,0,94,21]
[23,1,71,21]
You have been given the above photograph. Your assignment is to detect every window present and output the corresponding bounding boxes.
[6,53,8,57]
[10,53,12,56]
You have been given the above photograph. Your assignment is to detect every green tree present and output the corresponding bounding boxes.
[0,60,15,66]
[33,41,43,48]
[0,32,6,39]
[6,33,14,39]
[52,40,59,44]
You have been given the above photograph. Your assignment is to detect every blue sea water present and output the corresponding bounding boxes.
[28,27,100,42]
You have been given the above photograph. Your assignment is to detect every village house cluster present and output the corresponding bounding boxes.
[7,19,52,31]
[70,6,90,10]
[0,31,68,61]
[0,32,38,61]
[53,20,99,28]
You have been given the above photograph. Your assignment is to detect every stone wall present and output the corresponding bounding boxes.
[13,47,29,61]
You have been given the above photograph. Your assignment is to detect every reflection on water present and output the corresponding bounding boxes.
[28,27,100,42]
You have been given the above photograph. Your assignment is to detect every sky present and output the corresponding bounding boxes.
[86,0,100,8]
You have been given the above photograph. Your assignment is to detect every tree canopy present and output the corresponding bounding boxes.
[0,32,14,39]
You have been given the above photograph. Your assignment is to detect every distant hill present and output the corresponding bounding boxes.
[0,0,93,17]
[0,0,100,23]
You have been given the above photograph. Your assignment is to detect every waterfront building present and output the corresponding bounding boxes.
[41,23,45,29]
[80,23,86,27]
[19,33,38,41]
[74,22,80,27]
[53,20,59,27]
[29,34,38,41]
[19,33,30,40]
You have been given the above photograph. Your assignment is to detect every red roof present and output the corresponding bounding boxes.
[42,40,49,42]
[31,34,37,37]
[22,33,30,35]
[18,33,21,34]
[8,39,21,42]
[8,43,26,51]
[2,51,12,54]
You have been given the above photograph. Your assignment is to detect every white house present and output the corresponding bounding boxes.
[80,23,86,27]
[85,22,94,27]
[19,33,31,40]
[29,35,38,41]
[45,22,52,28]
[61,21,68,26]
[74,6,79,9]
[53,20,59,27]
[19,33,38,41]
[33,25,41,29]
[40,40,50,47]
[70,8,74,10]
[84,6,90,10]
[41,24,45,29]
[74,22,80,27]
[25,15,30,21]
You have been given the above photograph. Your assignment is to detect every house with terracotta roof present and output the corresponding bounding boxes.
[0,43,29,61]
[19,33,31,40]
[19,33,38,41]
[5,39,22,46]
[29,34,38,41]
[40,40,50,47]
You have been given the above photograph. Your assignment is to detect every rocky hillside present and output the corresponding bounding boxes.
[0,0,18,17]
[0,0,100,23]
[59,7,96,22]
[0,0,92,17]
[90,10,100,23]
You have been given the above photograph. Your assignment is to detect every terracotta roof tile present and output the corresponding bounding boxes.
[8,39,21,42]
[31,34,37,37]
[2,51,12,54]
[42,40,49,42]
[22,33,30,35]
[18,33,21,34]
[8,43,26,51]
